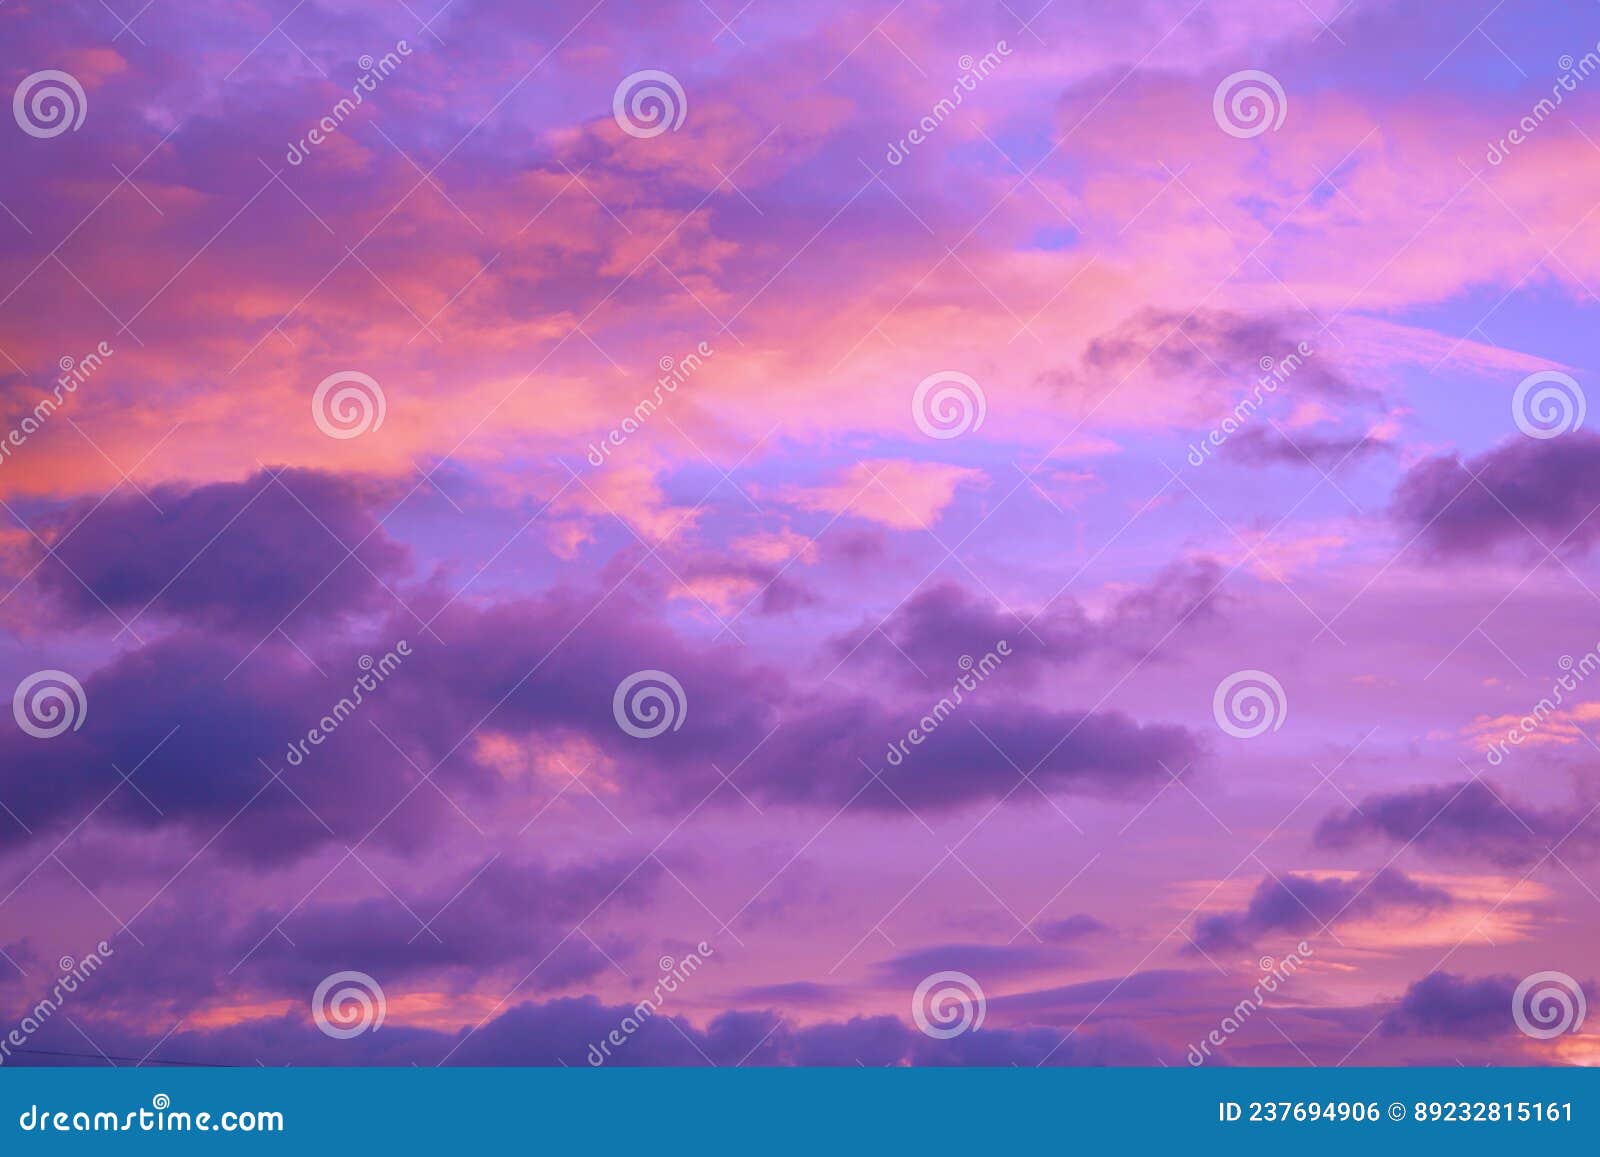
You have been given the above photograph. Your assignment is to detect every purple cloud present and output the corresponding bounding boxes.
[1392,434,1600,558]
[1314,781,1592,868]
[1380,972,1522,1038]
[1190,869,1452,953]
[30,469,410,633]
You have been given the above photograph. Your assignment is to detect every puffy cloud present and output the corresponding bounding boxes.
[0,563,1202,863]
[1190,869,1452,953]
[1315,780,1597,868]
[28,469,410,633]
[833,560,1223,682]
[1380,972,1524,1038]
[1391,434,1600,559]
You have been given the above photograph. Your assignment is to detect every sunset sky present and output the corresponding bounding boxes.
[2,0,1599,1066]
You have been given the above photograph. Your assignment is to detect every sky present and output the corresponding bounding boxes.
[0,0,1598,1067]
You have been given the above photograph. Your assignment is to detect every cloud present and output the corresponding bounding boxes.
[8,853,662,1023]
[1314,780,1595,868]
[984,968,1209,1022]
[833,560,1223,683]
[1380,972,1522,1038]
[1312,777,1600,870]
[727,981,839,1008]
[1037,914,1109,942]
[1391,434,1600,559]
[1225,425,1389,468]
[9,0,1600,1072]
[226,855,659,992]
[0,631,434,866]
[832,581,1084,680]
[0,993,1175,1067]
[872,941,1083,985]
[779,460,985,530]
[1066,309,1364,424]
[1190,869,1452,953]
[750,697,1199,812]
[29,468,410,634]
[668,550,817,617]
[0,563,1204,862]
